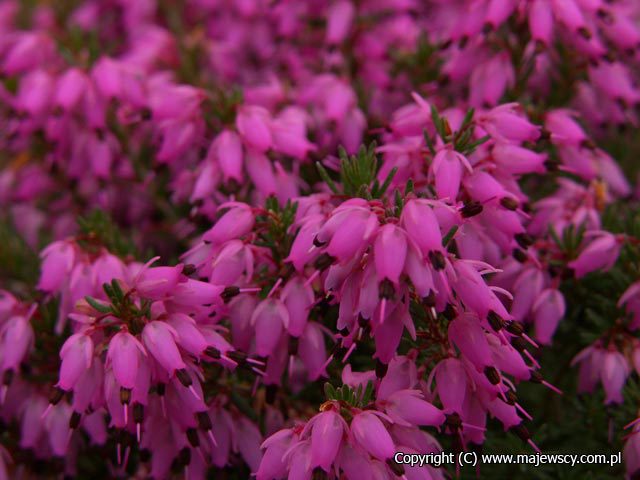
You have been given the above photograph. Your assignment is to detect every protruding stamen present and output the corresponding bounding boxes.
[207,429,218,447]
[239,287,261,294]
[321,353,335,372]
[522,334,539,349]
[379,298,387,324]
[288,355,295,377]
[123,446,131,470]
[41,403,53,420]
[462,422,486,432]
[246,357,266,367]
[541,380,562,395]
[515,403,533,421]
[625,417,640,430]
[267,278,283,298]
[342,342,357,363]
[523,350,541,369]
[304,270,321,287]
[188,385,202,400]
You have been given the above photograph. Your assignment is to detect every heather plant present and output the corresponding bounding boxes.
[1,1,640,479]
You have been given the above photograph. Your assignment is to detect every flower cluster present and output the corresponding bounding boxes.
[2,0,640,479]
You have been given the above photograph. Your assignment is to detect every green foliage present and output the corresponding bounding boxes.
[389,36,442,87]
[84,279,151,334]
[427,106,490,155]
[316,142,397,199]
[323,381,375,408]
[549,223,587,261]
[442,225,459,248]
[0,218,40,295]
[255,197,299,265]
[77,209,138,258]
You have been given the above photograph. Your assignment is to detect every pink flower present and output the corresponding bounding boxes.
[434,358,468,414]
[529,0,553,46]
[134,264,184,299]
[210,130,244,183]
[492,144,547,175]
[469,53,515,107]
[38,241,75,292]
[401,199,445,256]
[569,232,621,278]
[318,204,379,263]
[477,104,540,143]
[350,411,396,461]
[601,350,629,405]
[257,430,294,480]
[448,314,493,370]
[58,333,94,391]
[236,106,272,152]
[532,289,565,345]
[141,321,186,375]
[106,331,145,389]
[326,1,355,45]
[203,203,255,245]
[281,277,314,337]
[374,224,408,285]
[54,68,89,111]
[251,299,289,357]
[310,409,346,471]
[0,315,33,373]
[384,390,445,427]
[432,148,469,201]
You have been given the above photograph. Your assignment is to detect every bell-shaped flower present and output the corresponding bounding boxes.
[401,199,444,255]
[532,289,565,344]
[251,299,289,357]
[54,68,88,111]
[350,411,395,461]
[384,390,445,427]
[58,333,94,391]
[309,409,347,471]
[236,106,272,152]
[38,240,75,292]
[528,0,553,46]
[569,232,621,278]
[432,148,470,201]
[281,276,315,337]
[135,265,184,299]
[210,130,244,183]
[374,224,408,285]
[106,331,145,390]
[203,203,255,245]
[1,315,34,373]
[321,207,379,263]
[601,350,630,405]
[434,358,468,414]
[448,314,493,370]
[166,313,209,357]
[326,1,355,45]
[141,321,185,375]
